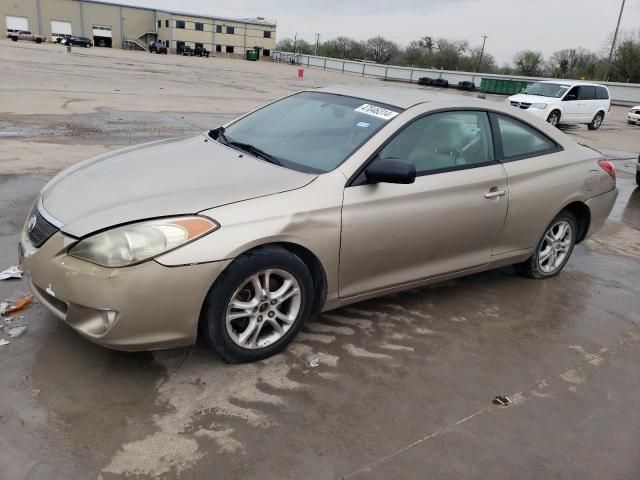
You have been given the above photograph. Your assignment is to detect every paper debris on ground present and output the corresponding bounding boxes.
[0,302,8,316]
[7,325,28,338]
[309,357,320,368]
[0,339,9,347]
[0,266,23,280]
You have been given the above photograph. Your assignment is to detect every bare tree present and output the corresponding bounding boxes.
[513,50,544,76]
[365,36,399,64]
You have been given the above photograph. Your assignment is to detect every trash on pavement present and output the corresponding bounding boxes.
[3,295,33,315]
[6,325,28,338]
[309,357,320,368]
[0,266,23,280]
[493,395,513,407]
[0,339,9,347]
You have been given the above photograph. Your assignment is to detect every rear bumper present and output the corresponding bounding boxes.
[20,230,231,351]
[585,188,618,239]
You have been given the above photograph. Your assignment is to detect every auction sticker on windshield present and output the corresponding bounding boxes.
[355,104,400,121]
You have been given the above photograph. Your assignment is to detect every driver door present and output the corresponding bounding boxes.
[339,110,509,299]
[562,86,581,121]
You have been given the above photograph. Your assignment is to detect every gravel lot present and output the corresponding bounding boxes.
[1,39,639,480]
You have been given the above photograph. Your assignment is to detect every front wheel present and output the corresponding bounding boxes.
[11,36,18,42]
[547,110,561,127]
[35,38,42,44]
[514,210,577,279]
[588,112,604,130]
[200,246,314,363]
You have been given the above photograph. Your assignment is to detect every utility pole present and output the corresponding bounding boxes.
[604,0,626,81]
[477,35,488,72]
[314,33,320,56]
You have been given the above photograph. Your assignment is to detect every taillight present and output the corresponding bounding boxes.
[598,159,616,181]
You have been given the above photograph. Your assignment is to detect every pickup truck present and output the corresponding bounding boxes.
[7,30,46,43]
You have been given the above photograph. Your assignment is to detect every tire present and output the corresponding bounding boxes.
[35,38,42,44]
[636,171,640,186]
[514,210,577,279]
[200,246,314,363]
[588,112,604,130]
[547,110,561,127]
[11,36,18,42]
[85,43,90,48]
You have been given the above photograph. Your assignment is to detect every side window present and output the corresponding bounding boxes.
[379,111,495,175]
[497,115,556,159]
[579,86,596,100]
[564,86,579,101]
[596,87,609,100]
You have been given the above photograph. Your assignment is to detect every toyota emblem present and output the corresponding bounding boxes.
[28,215,37,233]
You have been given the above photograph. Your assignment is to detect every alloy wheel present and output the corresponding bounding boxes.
[538,220,573,274]
[225,269,301,349]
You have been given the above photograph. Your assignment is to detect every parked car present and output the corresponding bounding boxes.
[181,46,193,56]
[508,81,610,130]
[7,30,46,43]
[149,41,167,54]
[193,46,210,57]
[432,78,449,88]
[20,86,617,363]
[418,77,434,86]
[50,34,72,44]
[61,36,92,48]
[628,105,640,125]
[457,81,476,91]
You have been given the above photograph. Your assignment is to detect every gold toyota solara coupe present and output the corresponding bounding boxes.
[20,86,618,362]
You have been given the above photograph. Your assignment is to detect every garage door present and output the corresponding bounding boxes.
[92,25,112,37]
[51,20,72,36]
[6,16,29,31]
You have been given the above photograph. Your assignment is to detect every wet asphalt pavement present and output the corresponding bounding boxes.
[1,169,639,479]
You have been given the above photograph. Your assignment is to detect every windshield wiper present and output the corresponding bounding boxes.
[209,126,282,166]
[227,140,282,166]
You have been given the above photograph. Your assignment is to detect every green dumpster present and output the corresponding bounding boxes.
[246,50,259,61]
[481,78,531,95]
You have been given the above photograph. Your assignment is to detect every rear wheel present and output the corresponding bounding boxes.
[11,36,18,42]
[588,112,604,130]
[200,246,314,363]
[547,110,561,127]
[35,38,42,44]
[514,210,577,279]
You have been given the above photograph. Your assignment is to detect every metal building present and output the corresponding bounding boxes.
[1,0,277,57]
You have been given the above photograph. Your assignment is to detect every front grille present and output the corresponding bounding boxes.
[510,101,531,109]
[27,205,59,248]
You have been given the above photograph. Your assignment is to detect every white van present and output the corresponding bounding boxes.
[507,81,610,130]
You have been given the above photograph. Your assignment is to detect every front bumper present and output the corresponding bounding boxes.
[584,188,618,239]
[19,230,231,351]
[628,112,640,123]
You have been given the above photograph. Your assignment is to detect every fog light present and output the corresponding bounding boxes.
[101,310,117,332]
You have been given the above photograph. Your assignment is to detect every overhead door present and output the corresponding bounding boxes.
[6,16,29,31]
[51,20,72,36]
[92,25,112,47]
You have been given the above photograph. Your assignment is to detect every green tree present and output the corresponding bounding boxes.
[513,50,544,76]
[610,39,640,82]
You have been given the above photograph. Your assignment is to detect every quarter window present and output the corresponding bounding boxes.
[595,86,609,100]
[379,111,495,175]
[579,86,596,100]
[496,115,556,159]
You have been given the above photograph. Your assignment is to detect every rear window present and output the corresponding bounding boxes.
[579,86,596,100]
[596,87,609,100]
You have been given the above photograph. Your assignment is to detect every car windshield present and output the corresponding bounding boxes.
[522,82,570,98]
[220,92,403,173]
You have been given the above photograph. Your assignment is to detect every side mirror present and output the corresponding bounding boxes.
[564,94,577,101]
[365,158,416,185]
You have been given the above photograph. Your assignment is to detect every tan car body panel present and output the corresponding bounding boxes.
[21,86,618,350]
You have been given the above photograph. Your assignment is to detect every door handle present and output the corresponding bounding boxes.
[484,189,507,199]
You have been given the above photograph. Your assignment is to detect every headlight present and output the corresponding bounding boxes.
[70,216,219,267]
[532,103,549,109]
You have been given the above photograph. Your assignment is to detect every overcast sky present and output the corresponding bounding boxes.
[107,0,639,64]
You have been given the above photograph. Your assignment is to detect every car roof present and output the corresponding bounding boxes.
[313,85,471,109]
[536,80,608,88]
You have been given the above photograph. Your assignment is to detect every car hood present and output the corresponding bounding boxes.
[508,94,556,103]
[42,135,316,237]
